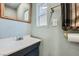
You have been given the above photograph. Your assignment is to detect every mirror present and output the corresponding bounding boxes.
[61,3,79,32]
[0,3,32,23]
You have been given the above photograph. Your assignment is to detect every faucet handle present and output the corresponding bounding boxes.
[16,37,23,41]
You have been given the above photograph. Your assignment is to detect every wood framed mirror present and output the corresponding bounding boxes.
[61,3,79,32]
[0,3,32,23]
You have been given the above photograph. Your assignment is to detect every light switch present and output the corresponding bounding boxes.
[52,19,57,26]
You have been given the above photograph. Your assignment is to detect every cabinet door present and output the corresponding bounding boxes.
[24,47,39,56]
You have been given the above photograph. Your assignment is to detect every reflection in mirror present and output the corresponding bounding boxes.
[4,3,19,20]
[24,10,29,21]
[0,3,32,23]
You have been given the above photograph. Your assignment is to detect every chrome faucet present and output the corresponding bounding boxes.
[16,37,23,41]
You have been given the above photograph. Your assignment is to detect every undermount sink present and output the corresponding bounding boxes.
[0,35,41,56]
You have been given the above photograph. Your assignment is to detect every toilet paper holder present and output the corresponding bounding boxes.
[64,31,79,43]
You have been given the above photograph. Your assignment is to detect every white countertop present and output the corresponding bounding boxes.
[0,35,41,56]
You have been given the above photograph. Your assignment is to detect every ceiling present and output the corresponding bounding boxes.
[5,3,20,9]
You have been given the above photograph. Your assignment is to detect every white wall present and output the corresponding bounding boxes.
[32,3,79,56]
[0,18,31,38]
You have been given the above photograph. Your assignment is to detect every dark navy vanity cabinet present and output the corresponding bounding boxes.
[9,42,40,56]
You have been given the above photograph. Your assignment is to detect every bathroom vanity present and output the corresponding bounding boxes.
[9,42,40,56]
[0,35,41,56]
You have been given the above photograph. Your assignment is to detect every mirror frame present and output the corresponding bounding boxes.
[0,3,32,23]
